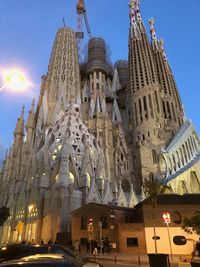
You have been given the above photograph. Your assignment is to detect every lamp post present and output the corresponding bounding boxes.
[98,221,102,255]
[162,212,173,261]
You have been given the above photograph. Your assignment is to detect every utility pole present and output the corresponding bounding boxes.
[98,221,103,255]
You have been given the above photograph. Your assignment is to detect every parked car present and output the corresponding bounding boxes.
[0,253,81,267]
[0,244,102,267]
[0,244,76,262]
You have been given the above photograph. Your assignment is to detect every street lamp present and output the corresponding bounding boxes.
[0,69,30,93]
[162,212,173,261]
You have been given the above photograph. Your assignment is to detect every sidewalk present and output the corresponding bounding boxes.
[82,253,179,266]
[90,253,148,265]
[82,252,180,266]
[82,253,199,267]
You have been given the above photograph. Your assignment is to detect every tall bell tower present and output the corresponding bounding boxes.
[128,0,183,194]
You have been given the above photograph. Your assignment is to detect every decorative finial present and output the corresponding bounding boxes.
[160,38,165,49]
[149,17,157,40]
[132,0,142,23]
[159,38,168,62]
[129,0,135,8]
[129,0,136,25]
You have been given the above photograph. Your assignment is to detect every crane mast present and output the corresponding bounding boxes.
[76,0,92,62]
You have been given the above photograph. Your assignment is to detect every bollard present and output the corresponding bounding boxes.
[114,253,117,264]
[138,251,141,265]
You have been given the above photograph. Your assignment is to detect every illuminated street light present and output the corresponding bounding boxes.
[162,212,173,261]
[0,69,31,93]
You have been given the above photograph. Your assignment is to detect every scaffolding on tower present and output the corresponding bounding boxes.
[76,0,92,62]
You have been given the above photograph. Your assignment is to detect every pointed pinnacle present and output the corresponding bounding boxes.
[31,98,35,112]
[160,38,165,49]
[21,105,25,118]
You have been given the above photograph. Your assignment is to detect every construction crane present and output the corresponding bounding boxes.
[76,0,92,62]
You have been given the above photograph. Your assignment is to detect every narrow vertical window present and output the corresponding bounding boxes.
[149,94,154,117]
[155,91,160,113]
[167,101,172,120]
[143,96,148,119]
[134,102,138,126]
[162,101,167,119]
[139,99,143,122]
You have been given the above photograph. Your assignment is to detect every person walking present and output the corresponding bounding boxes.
[75,240,80,255]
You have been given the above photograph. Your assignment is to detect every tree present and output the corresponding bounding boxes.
[143,178,170,254]
[0,206,10,227]
[182,211,200,235]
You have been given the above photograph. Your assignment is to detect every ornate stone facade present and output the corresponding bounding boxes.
[0,1,199,244]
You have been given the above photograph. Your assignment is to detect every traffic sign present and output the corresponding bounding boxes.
[162,212,171,224]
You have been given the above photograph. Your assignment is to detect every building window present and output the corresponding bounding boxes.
[127,238,138,247]
[101,214,108,229]
[152,150,157,164]
[81,215,87,230]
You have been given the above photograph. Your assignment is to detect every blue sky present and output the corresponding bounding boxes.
[0,0,200,158]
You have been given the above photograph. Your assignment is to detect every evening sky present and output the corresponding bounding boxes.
[0,0,199,157]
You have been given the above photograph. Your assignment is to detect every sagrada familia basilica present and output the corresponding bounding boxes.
[0,0,200,244]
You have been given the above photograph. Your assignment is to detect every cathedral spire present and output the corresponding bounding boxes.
[26,98,35,133]
[150,20,184,133]
[14,106,25,136]
[149,17,159,50]
[21,105,25,119]
[129,0,136,26]
[129,1,141,40]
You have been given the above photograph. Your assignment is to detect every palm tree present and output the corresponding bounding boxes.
[143,178,169,254]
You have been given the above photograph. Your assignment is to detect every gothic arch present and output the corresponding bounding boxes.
[177,180,188,195]
[190,171,200,193]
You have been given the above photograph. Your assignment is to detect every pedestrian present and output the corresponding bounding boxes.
[75,240,80,255]
[93,247,98,256]
[41,239,44,244]
[48,239,52,245]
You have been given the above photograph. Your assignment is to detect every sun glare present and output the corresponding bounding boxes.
[1,69,32,92]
